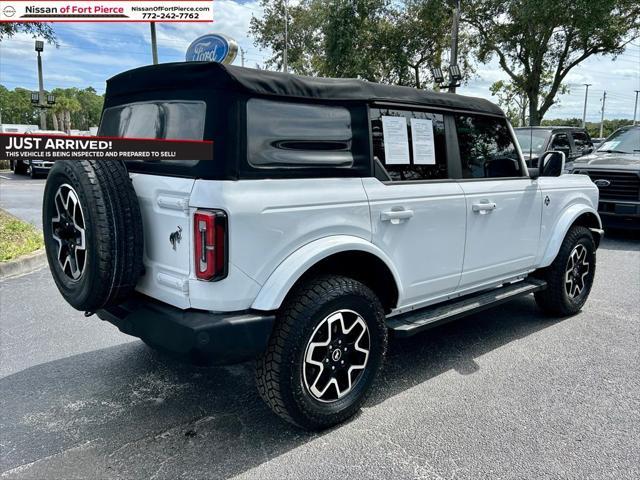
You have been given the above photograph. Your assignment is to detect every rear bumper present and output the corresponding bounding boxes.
[97,295,275,364]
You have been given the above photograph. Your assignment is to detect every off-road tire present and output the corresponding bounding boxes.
[256,275,387,430]
[14,160,27,175]
[43,160,144,312]
[534,226,596,316]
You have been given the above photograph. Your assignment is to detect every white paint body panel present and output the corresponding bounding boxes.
[536,174,600,267]
[362,178,466,307]
[457,178,542,288]
[130,172,600,314]
[130,174,194,309]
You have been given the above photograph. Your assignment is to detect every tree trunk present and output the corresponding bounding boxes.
[64,110,71,132]
[56,112,64,131]
[414,65,421,89]
[528,93,541,126]
[51,113,59,131]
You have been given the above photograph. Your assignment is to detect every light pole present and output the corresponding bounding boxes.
[581,83,591,128]
[35,40,46,130]
[599,91,607,139]
[150,22,158,65]
[448,0,461,93]
[634,90,639,126]
[283,0,288,73]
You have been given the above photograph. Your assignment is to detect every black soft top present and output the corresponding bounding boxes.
[106,61,504,116]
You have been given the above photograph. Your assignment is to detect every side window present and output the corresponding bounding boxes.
[550,133,571,151]
[247,98,353,168]
[370,108,448,181]
[454,114,522,178]
[572,131,592,153]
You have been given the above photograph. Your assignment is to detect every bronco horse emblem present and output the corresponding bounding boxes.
[169,226,183,250]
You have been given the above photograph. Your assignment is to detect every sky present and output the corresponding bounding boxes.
[1,0,639,122]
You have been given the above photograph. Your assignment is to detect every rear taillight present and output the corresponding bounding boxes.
[194,209,227,281]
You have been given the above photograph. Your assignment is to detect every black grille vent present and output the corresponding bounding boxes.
[576,170,640,201]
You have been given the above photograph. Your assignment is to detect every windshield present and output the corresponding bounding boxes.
[515,129,550,156]
[597,127,640,154]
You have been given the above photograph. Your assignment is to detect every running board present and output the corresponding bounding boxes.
[387,278,547,337]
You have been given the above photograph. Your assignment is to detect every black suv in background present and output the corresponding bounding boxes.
[564,125,640,231]
[515,126,594,168]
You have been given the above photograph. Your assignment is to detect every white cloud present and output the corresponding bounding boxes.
[1,2,637,119]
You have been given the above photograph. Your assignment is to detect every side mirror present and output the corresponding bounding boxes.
[539,150,566,177]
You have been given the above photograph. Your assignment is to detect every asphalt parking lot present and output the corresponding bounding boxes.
[0,173,45,229]
[1,171,639,479]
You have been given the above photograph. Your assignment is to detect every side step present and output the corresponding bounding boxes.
[387,278,547,337]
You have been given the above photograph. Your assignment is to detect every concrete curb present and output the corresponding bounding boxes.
[0,248,47,279]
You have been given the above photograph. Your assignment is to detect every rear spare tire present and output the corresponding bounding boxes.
[43,160,144,312]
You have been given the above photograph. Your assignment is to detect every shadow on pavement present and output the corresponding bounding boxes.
[598,229,639,251]
[0,296,564,478]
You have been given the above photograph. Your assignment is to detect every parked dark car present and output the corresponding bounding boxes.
[515,126,594,168]
[564,125,640,231]
[10,130,68,178]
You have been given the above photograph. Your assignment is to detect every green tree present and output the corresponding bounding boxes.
[465,0,640,125]
[0,86,39,124]
[71,87,104,130]
[51,88,82,132]
[250,0,462,88]
[0,23,56,43]
[539,118,633,137]
[490,76,569,126]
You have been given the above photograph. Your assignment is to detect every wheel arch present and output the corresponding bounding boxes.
[539,206,603,268]
[251,236,402,313]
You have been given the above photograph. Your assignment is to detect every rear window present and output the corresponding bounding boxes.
[515,129,550,156]
[99,101,206,140]
[246,98,353,168]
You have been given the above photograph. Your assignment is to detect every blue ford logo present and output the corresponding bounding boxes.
[186,34,238,64]
[594,179,611,187]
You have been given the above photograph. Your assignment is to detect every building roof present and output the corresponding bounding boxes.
[106,62,504,116]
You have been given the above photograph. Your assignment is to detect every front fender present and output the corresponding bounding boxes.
[251,235,403,312]
[539,204,602,268]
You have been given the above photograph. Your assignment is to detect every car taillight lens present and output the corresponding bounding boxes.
[194,210,227,281]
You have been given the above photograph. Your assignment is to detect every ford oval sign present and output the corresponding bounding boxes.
[186,34,238,64]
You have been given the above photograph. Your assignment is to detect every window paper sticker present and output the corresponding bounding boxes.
[382,116,410,165]
[410,118,436,165]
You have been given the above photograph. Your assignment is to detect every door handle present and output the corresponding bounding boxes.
[381,208,414,224]
[472,201,497,214]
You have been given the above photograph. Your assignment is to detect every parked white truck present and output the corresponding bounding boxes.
[42,63,603,430]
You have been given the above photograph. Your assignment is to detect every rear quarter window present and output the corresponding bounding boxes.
[99,101,207,172]
[99,101,206,140]
[246,98,354,168]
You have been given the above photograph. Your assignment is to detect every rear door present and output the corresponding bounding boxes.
[363,107,466,308]
[99,100,207,309]
[453,113,542,290]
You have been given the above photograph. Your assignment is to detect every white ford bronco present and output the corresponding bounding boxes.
[43,62,603,430]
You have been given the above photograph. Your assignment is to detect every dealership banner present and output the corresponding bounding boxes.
[0,0,213,22]
[0,134,213,161]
